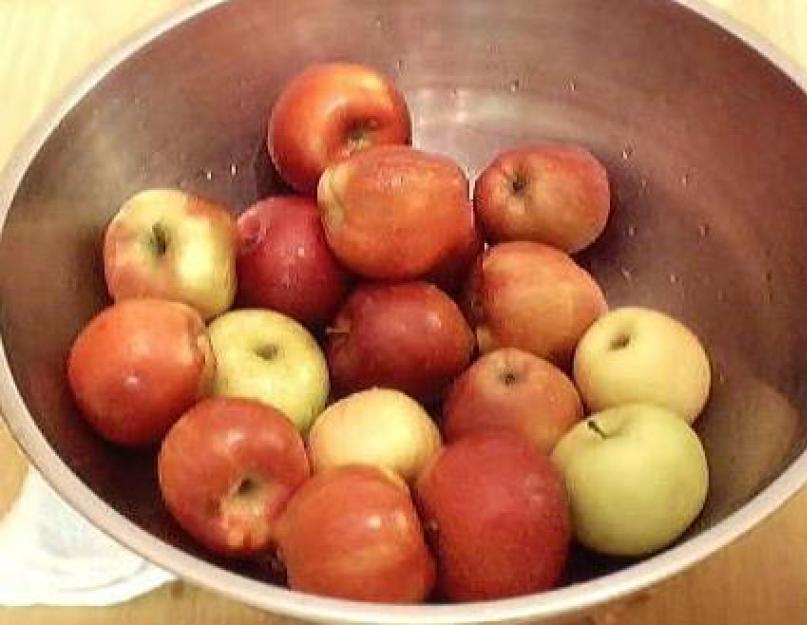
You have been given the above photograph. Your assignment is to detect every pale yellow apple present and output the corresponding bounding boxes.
[307,388,442,483]
[573,307,711,422]
[551,403,708,556]
[103,189,237,320]
[208,310,329,431]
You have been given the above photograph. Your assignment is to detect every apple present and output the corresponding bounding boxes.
[308,388,442,483]
[573,307,711,422]
[424,202,484,294]
[443,347,583,454]
[236,196,351,328]
[474,144,610,253]
[275,465,435,603]
[327,282,475,403]
[67,299,214,446]
[551,403,709,557]
[464,241,607,366]
[207,309,329,432]
[318,145,471,280]
[103,189,237,320]
[158,397,310,557]
[268,63,411,195]
[416,430,570,601]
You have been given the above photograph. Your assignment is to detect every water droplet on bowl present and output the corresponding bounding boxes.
[621,146,634,160]
[204,170,213,181]
[639,178,648,191]
[568,80,577,92]
[698,223,710,237]
[509,79,521,92]
[669,273,679,284]
[681,173,690,187]
[395,58,404,73]
[620,267,633,282]
[626,224,637,237]
[717,289,726,302]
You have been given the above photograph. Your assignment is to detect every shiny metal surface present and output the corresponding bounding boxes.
[2,0,807,622]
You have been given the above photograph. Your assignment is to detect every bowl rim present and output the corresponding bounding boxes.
[2,1,807,622]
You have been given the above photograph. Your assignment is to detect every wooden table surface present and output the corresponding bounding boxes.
[1,1,807,623]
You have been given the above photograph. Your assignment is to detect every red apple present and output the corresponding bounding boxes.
[415,430,571,601]
[103,189,238,320]
[474,145,610,253]
[236,196,351,328]
[268,63,411,195]
[67,299,214,446]
[158,397,310,557]
[424,202,484,294]
[465,241,607,366]
[327,282,475,403]
[443,347,583,454]
[318,145,471,280]
[275,465,435,603]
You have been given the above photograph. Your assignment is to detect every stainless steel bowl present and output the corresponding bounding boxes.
[2,0,807,623]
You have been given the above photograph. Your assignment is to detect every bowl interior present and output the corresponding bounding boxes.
[3,0,807,617]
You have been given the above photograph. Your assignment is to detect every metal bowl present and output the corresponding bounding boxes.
[2,0,807,622]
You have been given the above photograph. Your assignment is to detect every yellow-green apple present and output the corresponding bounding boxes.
[317,145,471,280]
[103,189,237,320]
[235,196,351,328]
[207,309,329,431]
[415,430,570,601]
[67,299,214,446]
[268,63,411,195]
[551,403,709,557]
[573,307,711,422]
[474,145,610,253]
[308,388,442,483]
[464,241,607,365]
[275,465,435,602]
[158,398,310,557]
[327,282,475,403]
[443,347,583,454]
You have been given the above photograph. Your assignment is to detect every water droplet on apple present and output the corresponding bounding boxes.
[626,224,637,237]
[230,163,238,177]
[669,273,679,284]
[717,289,726,302]
[639,178,648,191]
[620,267,633,282]
[681,173,691,187]
[204,170,213,181]
[568,80,577,92]
[698,223,710,238]
[621,146,634,161]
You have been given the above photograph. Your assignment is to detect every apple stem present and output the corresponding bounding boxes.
[587,419,609,439]
[324,326,349,337]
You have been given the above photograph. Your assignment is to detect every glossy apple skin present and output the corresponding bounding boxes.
[464,241,607,366]
[474,145,610,253]
[275,465,435,603]
[268,63,411,195]
[318,145,470,280]
[416,430,571,601]
[327,282,475,403]
[443,347,583,454]
[67,299,214,446]
[307,388,442,483]
[103,189,238,320]
[158,398,310,557]
[424,203,484,294]
[236,196,351,328]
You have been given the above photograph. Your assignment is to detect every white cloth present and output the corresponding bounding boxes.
[0,470,173,606]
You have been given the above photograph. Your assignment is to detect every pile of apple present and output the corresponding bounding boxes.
[66,62,711,603]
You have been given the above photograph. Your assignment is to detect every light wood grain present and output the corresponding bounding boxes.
[1,1,806,623]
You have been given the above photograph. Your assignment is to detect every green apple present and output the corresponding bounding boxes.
[307,388,442,483]
[573,307,711,423]
[208,309,329,431]
[551,403,708,556]
[103,189,238,320]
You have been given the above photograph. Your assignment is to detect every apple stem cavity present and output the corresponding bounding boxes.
[499,370,519,386]
[587,418,609,439]
[151,222,169,257]
[609,332,631,351]
[510,172,529,195]
[255,344,279,361]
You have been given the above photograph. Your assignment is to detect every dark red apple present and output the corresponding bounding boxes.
[474,144,610,253]
[327,282,475,403]
[464,241,607,366]
[158,397,310,557]
[268,63,411,195]
[443,347,583,454]
[236,196,350,328]
[317,145,471,280]
[275,465,435,603]
[67,299,214,446]
[415,430,571,601]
